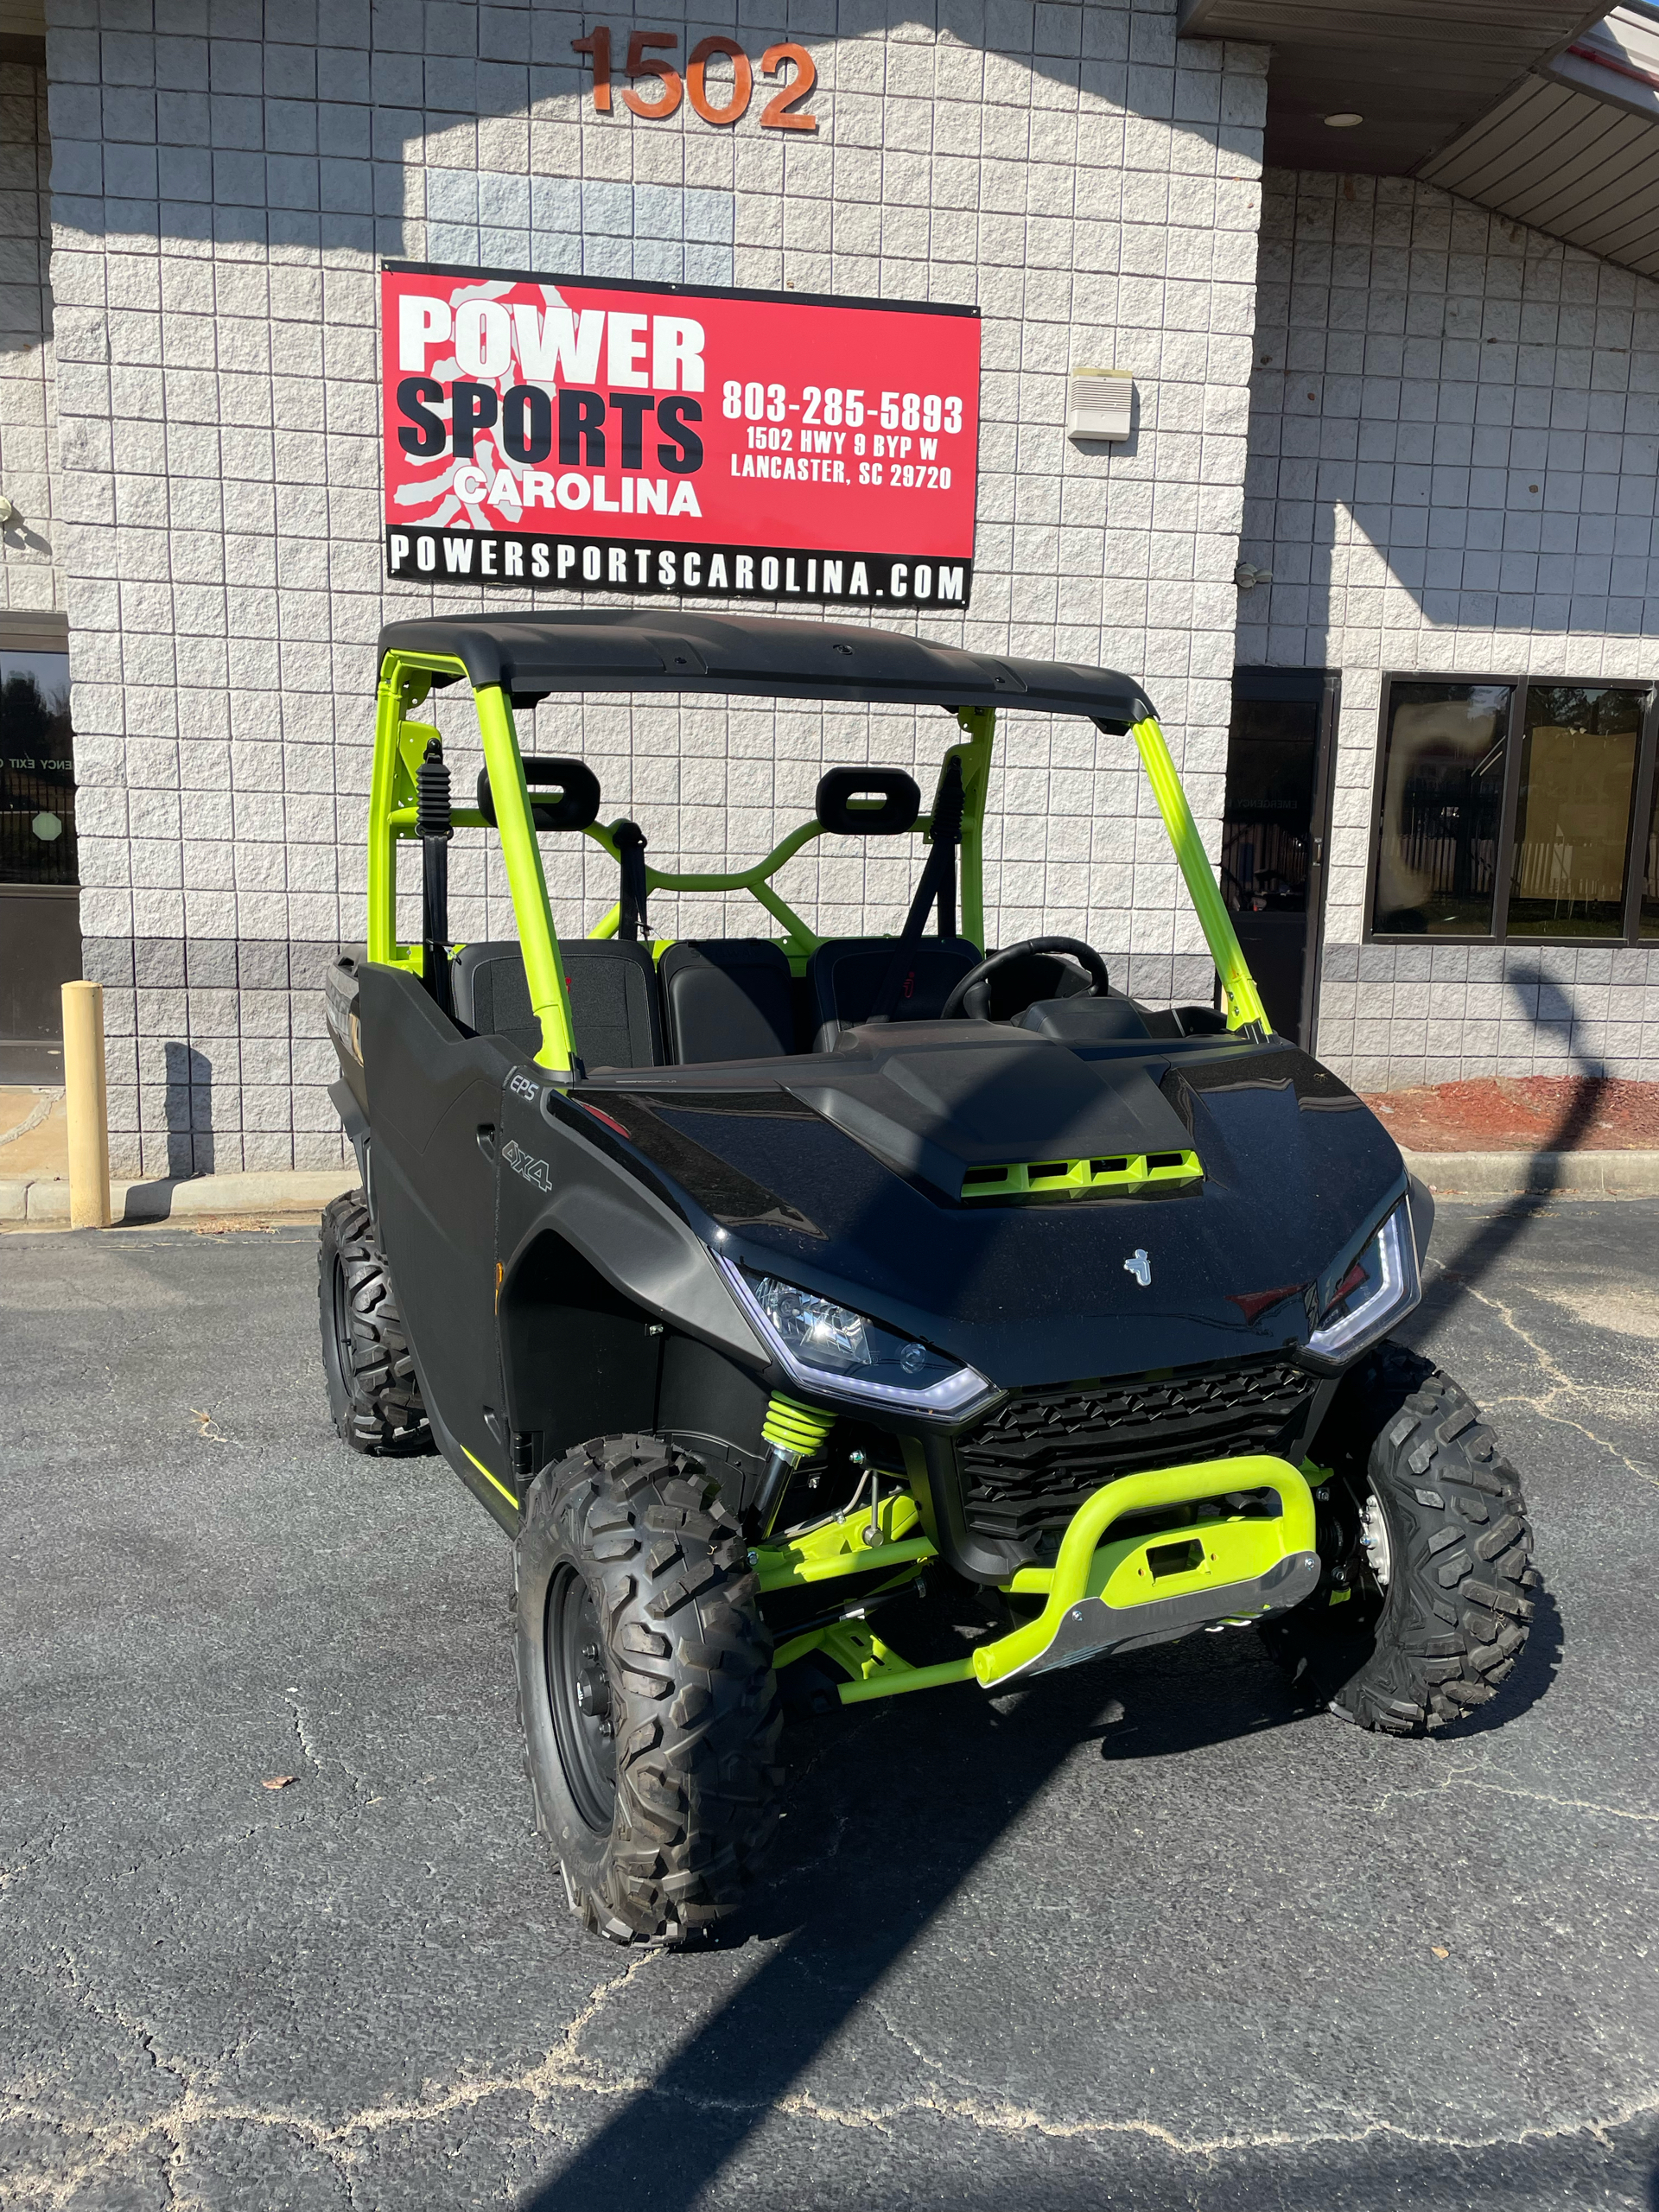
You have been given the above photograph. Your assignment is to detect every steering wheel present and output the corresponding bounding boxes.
[941,935,1111,1021]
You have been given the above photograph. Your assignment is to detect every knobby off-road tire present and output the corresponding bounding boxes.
[513,1433,784,1945]
[1262,1343,1536,1735]
[317,1191,435,1457]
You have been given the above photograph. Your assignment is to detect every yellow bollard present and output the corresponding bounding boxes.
[61,980,112,1230]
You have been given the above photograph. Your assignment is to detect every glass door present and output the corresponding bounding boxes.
[1221,669,1338,1046]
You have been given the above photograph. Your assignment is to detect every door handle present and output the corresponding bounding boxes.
[477,1124,496,1160]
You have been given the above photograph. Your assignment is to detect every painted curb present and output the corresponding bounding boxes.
[1,1169,357,1225]
[1401,1148,1659,1198]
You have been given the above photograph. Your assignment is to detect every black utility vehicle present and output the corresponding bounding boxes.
[321,612,1536,1944]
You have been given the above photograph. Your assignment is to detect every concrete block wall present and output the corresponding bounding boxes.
[0,56,60,610]
[46,0,1269,1175]
[1239,168,1659,1090]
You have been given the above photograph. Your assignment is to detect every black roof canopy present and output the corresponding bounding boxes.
[376,611,1153,730]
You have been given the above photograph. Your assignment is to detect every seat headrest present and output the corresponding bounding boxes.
[476,755,601,832]
[815,766,921,836]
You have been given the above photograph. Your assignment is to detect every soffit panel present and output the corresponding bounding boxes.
[1179,0,1608,171]
[1420,72,1659,276]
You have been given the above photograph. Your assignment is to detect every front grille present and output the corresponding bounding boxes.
[958,1358,1319,1555]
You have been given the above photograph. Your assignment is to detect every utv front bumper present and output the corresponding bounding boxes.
[762,1455,1321,1703]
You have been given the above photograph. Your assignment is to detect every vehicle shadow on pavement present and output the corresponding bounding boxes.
[520,1603,1564,2212]
[521,1664,1124,2211]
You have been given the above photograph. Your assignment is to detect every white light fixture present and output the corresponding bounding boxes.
[1066,366,1134,442]
[1323,111,1363,128]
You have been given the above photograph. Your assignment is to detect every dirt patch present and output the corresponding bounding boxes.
[0,1089,67,1179]
[1361,1076,1659,1154]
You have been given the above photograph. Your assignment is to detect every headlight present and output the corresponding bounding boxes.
[720,1262,996,1418]
[1303,1198,1421,1367]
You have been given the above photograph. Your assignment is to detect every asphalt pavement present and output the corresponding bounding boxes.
[2,1199,1656,2210]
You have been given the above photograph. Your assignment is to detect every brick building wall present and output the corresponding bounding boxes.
[1239,168,1659,1092]
[45,0,1268,1176]
[0,54,59,612]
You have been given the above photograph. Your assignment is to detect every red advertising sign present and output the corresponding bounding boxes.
[381,264,980,608]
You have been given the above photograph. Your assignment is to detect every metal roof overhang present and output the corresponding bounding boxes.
[1177,0,1609,172]
[376,612,1153,729]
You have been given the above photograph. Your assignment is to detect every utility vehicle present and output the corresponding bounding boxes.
[321,611,1536,1944]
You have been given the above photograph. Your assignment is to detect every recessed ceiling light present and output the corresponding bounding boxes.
[1324,111,1364,128]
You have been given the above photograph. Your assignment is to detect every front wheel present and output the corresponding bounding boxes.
[1261,1344,1536,1734]
[513,1434,783,1945]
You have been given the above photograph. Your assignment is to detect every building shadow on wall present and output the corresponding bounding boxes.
[52,4,1252,267]
[163,1040,213,1179]
[1240,487,1659,653]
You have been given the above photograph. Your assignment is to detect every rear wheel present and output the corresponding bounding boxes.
[1261,1344,1536,1734]
[317,1192,434,1456]
[514,1433,784,1945]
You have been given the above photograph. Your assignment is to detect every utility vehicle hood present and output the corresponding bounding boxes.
[571,1032,1410,1389]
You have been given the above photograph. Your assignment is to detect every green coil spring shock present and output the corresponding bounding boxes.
[753,1392,836,1537]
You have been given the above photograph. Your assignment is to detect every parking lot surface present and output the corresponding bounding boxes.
[3,1198,1656,2211]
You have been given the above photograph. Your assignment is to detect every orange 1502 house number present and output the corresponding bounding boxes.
[571,29,818,130]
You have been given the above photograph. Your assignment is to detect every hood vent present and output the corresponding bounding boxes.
[960,1147,1202,1203]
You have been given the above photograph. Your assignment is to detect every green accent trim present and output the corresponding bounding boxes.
[461,1443,520,1510]
[772,1619,974,1703]
[1129,713,1270,1033]
[751,1485,931,1595]
[366,675,405,970]
[473,683,577,1071]
[949,705,995,952]
[370,652,576,1066]
[960,1148,1203,1200]
[761,1392,838,1457]
[976,1454,1314,1687]
[572,721,997,962]
[389,806,490,832]
[769,1457,1314,1707]
[581,816,827,960]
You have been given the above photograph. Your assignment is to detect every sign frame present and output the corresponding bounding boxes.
[381,261,982,611]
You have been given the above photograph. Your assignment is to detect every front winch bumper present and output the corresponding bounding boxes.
[974,1456,1320,1688]
[760,1453,1321,1704]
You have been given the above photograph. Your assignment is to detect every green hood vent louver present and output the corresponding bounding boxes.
[960,1148,1203,1202]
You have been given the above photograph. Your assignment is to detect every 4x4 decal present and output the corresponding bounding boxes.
[501,1137,553,1192]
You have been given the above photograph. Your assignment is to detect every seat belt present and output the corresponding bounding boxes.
[613,821,650,943]
[416,739,454,1019]
[866,754,964,1026]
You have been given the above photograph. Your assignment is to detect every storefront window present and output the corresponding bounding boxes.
[1371,683,1510,936]
[1508,687,1643,938]
[0,651,75,887]
[1371,675,1656,944]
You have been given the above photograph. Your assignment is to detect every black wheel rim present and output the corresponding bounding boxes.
[325,1251,353,1398]
[545,1566,618,1834]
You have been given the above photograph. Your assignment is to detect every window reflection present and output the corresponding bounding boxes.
[1372,683,1510,936]
[1509,686,1641,939]
[1641,766,1659,941]
[0,651,75,887]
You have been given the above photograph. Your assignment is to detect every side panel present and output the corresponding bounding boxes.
[497,1230,664,1467]
[360,962,521,1503]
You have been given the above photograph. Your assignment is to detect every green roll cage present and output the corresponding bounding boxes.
[367,645,1269,1074]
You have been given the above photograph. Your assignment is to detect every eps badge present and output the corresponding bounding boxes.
[1123,1248,1152,1287]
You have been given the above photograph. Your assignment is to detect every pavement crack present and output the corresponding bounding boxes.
[283,1694,324,1773]
[1435,1268,1659,1492]
[1343,1770,1659,1828]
